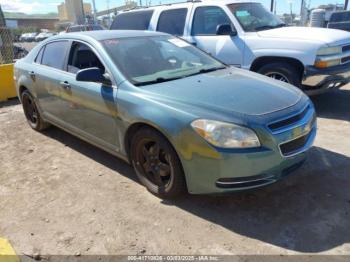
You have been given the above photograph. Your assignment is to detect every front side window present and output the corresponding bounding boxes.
[228,3,285,32]
[157,8,187,36]
[192,6,232,35]
[111,10,154,30]
[102,36,225,86]
[41,41,70,70]
[67,42,105,74]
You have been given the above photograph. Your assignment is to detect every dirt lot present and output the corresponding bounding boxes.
[0,86,350,257]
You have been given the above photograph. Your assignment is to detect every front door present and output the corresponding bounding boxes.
[59,41,119,151]
[186,5,245,67]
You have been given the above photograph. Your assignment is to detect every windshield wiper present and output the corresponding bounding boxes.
[134,66,226,86]
[254,23,286,31]
[134,76,182,86]
[186,66,227,77]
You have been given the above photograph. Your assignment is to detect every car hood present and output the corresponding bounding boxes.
[143,68,302,116]
[257,26,350,46]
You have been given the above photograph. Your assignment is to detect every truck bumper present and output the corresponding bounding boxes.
[302,63,350,95]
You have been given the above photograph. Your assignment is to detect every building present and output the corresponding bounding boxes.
[5,17,59,30]
[58,0,92,24]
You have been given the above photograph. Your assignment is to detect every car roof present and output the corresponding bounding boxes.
[119,0,257,12]
[53,30,168,41]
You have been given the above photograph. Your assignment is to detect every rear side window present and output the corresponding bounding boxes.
[35,46,45,64]
[41,41,70,70]
[111,10,153,30]
[157,8,187,36]
[192,6,231,35]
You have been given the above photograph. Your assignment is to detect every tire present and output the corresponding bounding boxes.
[257,62,302,88]
[130,127,187,198]
[21,90,50,131]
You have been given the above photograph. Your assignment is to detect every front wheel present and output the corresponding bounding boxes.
[130,127,186,198]
[257,62,302,88]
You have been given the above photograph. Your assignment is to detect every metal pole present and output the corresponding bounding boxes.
[92,0,97,22]
[345,0,349,10]
[270,0,274,12]
[300,0,304,15]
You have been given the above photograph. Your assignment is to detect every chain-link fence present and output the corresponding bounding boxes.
[0,27,14,64]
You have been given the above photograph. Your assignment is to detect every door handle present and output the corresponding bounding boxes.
[28,71,36,81]
[60,81,71,90]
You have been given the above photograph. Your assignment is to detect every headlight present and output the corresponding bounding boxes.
[191,119,260,149]
[315,46,342,68]
[316,46,342,56]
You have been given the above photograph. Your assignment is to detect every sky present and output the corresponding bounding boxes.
[0,0,347,15]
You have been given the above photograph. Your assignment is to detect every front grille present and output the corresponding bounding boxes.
[341,56,350,64]
[342,45,350,52]
[280,132,310,157]
[268,105,309,132]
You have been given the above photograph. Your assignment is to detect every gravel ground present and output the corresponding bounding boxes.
[0,86,349,257]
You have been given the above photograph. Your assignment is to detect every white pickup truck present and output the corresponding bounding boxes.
[111,0,350,94]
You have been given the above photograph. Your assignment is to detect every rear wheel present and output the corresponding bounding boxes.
[21,90,50,131]
[130,127,186,198]
[257,62,302,88]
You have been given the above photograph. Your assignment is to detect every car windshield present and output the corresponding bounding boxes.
[228,3,285,32]
[102,36,225,86]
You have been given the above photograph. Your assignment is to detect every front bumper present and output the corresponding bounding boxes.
[302,63,350,95]
[180,102,317,194]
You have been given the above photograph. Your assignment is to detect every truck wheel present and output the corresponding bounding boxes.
[21,90,50,131]
[130,127,187,198]
[257,62,301,88]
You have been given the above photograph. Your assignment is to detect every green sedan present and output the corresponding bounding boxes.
[14,31,317,198]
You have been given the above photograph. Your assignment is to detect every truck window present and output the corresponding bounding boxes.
[157,8,188,36]
[111,10,154,30]
[330,12,350,22]
[228,3,284,32]
[192,6,232,35]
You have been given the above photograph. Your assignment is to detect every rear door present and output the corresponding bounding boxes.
[33,40,70,121]
[58,41,119,150]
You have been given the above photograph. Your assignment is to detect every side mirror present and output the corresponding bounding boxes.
[216,24,237,36]
[76,67,112,86]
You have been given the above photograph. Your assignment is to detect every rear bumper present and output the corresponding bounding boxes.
[302,63,350,95]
